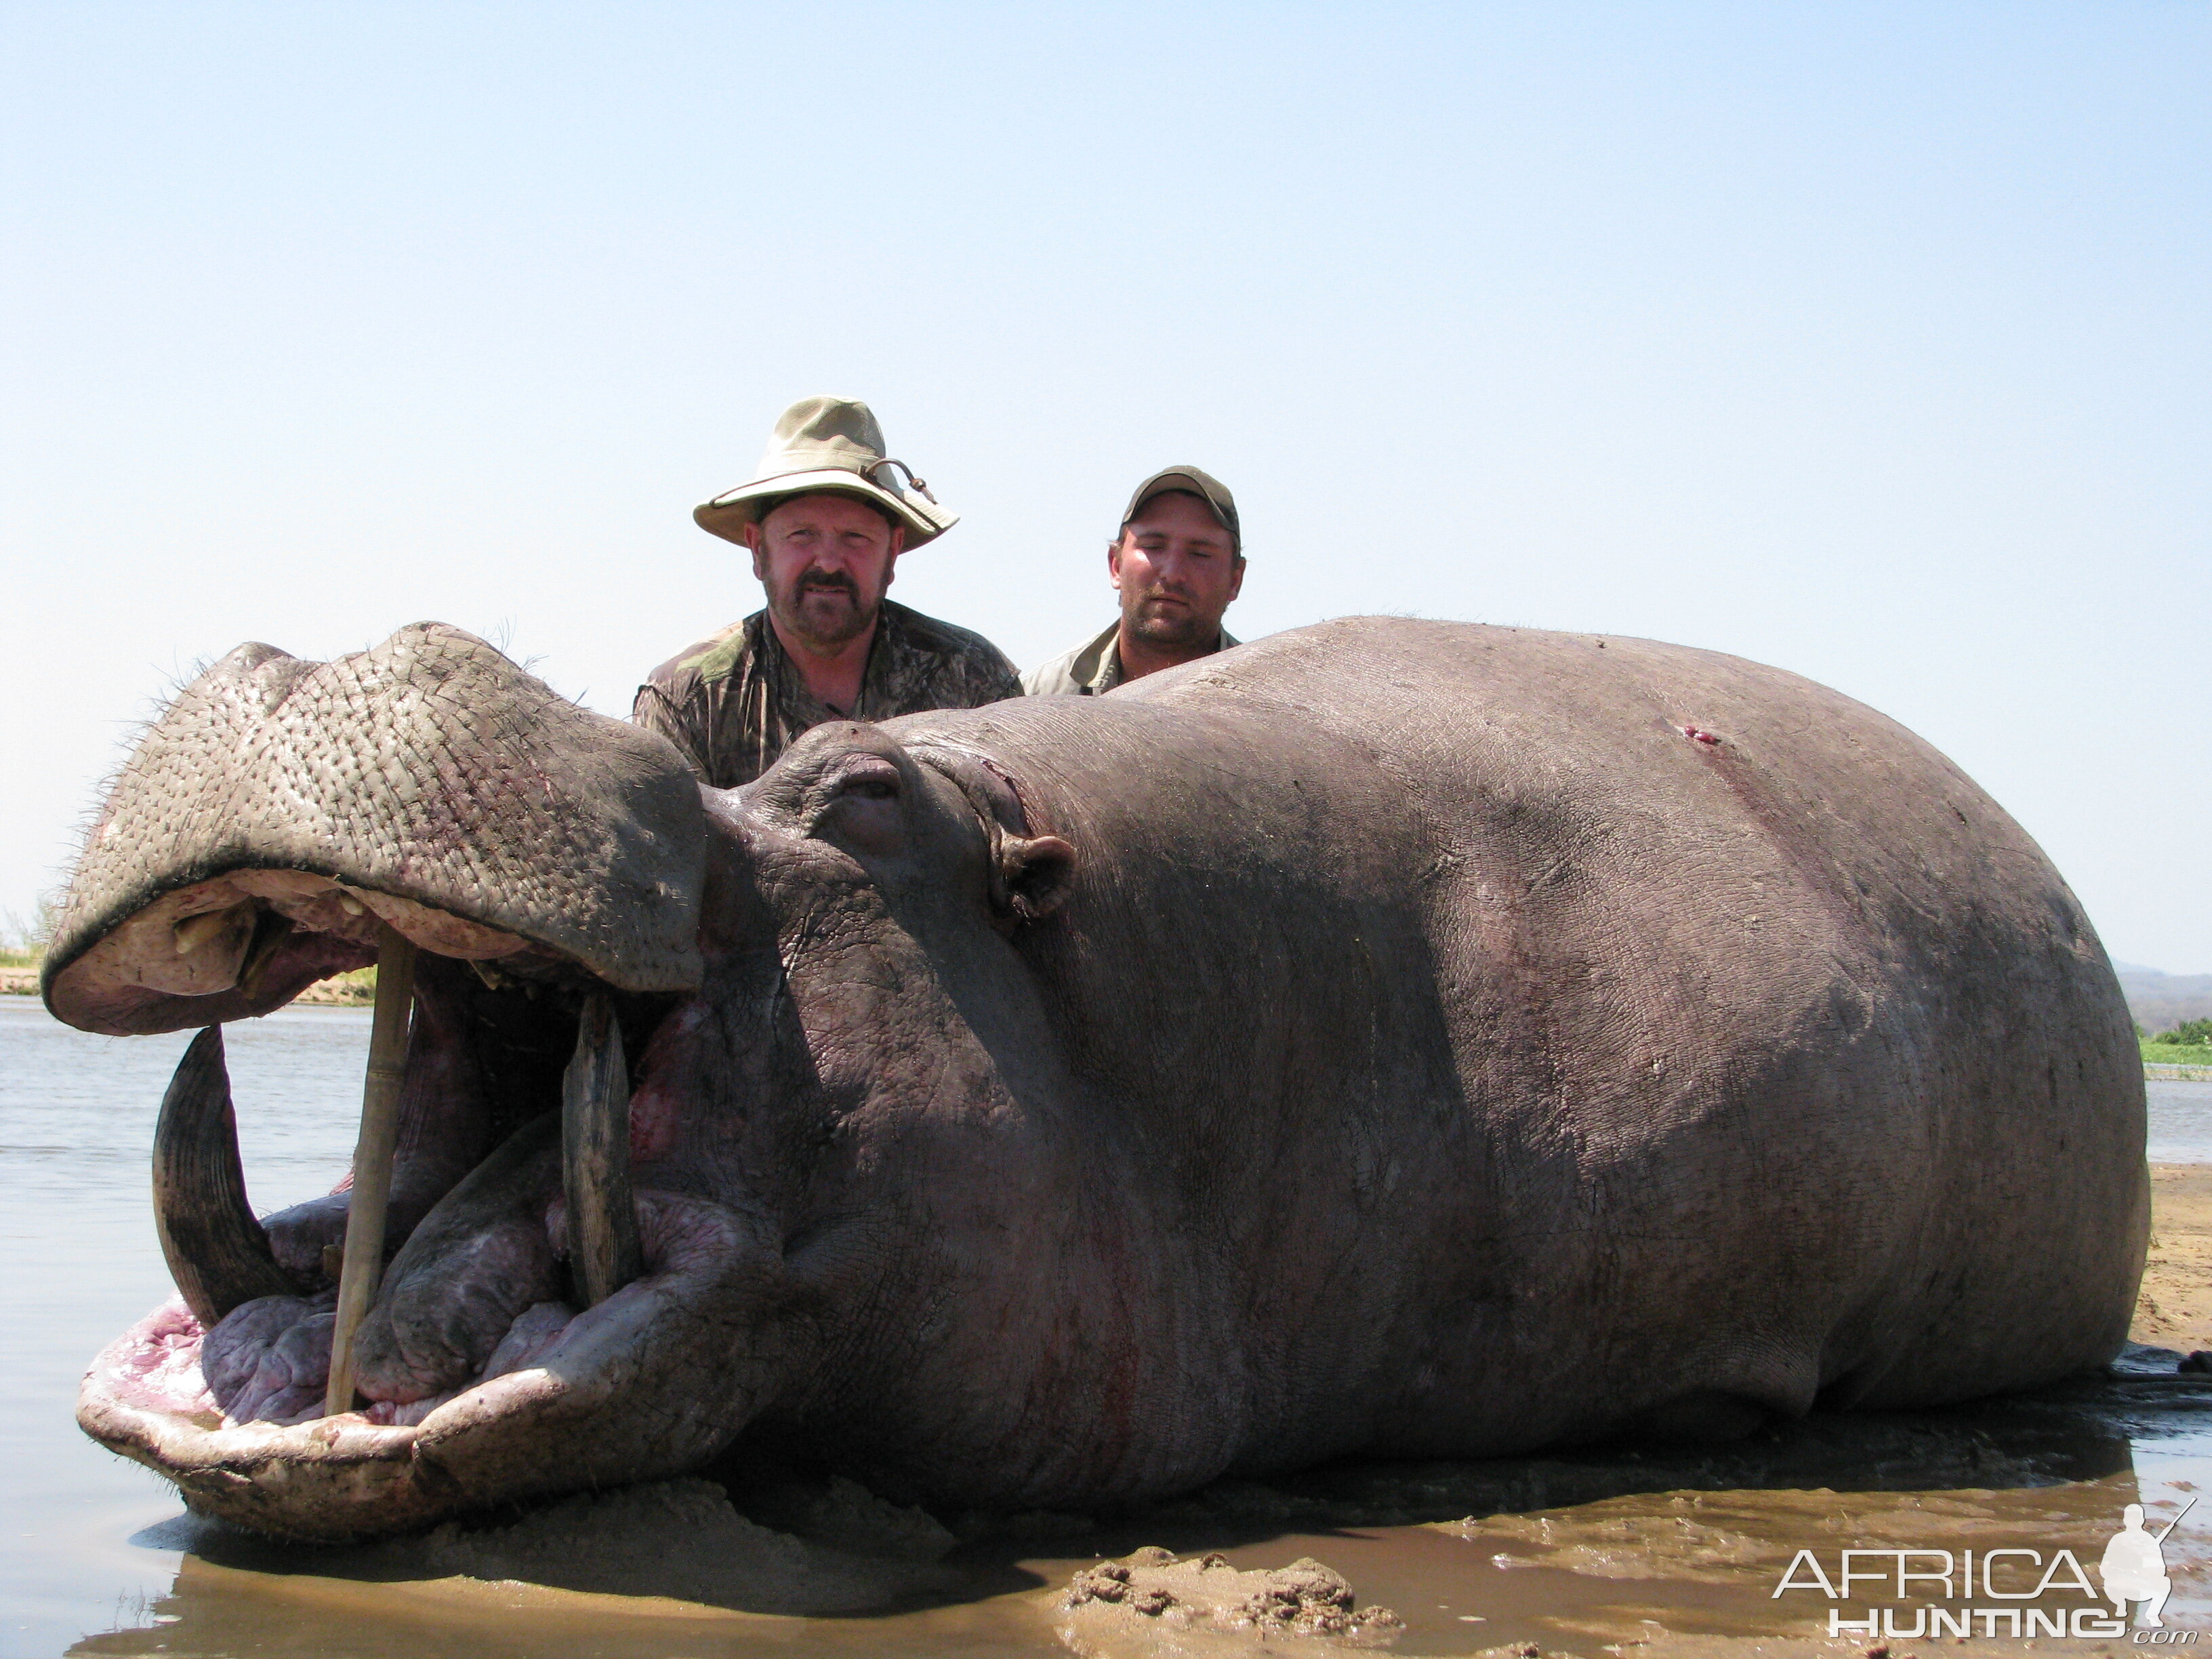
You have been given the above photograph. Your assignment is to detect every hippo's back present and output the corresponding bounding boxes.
[917,617,2144,1443]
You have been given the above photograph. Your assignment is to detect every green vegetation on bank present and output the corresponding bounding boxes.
[2142,1019,2212,1068]
[2,896,55,969]
[312,966,377,1004]
[2146,1043,2212,1067]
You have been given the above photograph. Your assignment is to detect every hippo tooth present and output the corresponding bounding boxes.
[152,1026,297,1326]
[171,904,249,956]
[561,991,642,1307]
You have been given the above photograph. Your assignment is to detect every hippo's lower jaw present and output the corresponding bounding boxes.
[81,1301,451,1539]
[82,1171,792,1541]
[83,1187,791,1540]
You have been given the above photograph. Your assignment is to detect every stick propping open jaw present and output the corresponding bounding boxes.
[324,925,417,1418]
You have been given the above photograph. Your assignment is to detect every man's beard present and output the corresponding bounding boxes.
[1124,590,1217,651]
[771,567,885,651]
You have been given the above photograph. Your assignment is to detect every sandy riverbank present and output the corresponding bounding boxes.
[2132,1162,2212,1351]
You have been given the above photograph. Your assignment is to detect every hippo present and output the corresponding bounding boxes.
[45,616,2146,1542]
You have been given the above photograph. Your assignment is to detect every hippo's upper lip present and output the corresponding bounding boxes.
[40,621,708,1040]
[42,863,695,1040]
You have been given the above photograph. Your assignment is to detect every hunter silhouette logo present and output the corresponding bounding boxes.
[1772,1499,2195,1640]
[2102,1500,2192,1629]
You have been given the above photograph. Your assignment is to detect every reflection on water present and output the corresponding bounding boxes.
[2,1000,373,1659]
[6,997,2211,1658]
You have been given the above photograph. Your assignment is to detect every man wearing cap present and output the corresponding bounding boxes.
[635,397,1023,788]
[1021,466,1245,696]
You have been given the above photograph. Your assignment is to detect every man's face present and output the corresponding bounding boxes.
[745,493,904,651]
[1109,491,1244,651]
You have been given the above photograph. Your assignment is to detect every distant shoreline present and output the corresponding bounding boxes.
[5,962,2211,1078]
[0,966,372,1006]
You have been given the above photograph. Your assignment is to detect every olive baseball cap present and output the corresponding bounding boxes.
[1119,465,1240,551]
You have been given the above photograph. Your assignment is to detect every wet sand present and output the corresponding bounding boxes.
[2133,1165,2212,1352]
[66,1391,2212,1659]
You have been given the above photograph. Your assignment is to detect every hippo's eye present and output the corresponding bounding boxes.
[811,756,907,854]
[825,757,902,801]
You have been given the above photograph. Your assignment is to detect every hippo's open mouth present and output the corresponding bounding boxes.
[60,869,794,1540]
[39,627,801,1540]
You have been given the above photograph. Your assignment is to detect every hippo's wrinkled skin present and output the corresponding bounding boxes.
[46,616,2146,1540]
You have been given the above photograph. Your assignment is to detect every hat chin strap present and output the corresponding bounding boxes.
[870,457,937,504]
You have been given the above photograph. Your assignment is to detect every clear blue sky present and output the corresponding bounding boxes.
[3,3,2205,969]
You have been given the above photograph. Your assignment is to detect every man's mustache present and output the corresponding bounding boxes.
[795,570,861,599]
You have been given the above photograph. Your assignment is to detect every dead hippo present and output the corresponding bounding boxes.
[45,616,2146,1541]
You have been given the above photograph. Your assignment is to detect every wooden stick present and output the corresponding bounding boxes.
[324,923,417,1418]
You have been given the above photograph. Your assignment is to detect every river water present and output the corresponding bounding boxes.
[6,995,2212,1658]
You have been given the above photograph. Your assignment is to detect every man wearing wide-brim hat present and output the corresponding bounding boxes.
[634,397,1022,788]
[1022,465,1244,696]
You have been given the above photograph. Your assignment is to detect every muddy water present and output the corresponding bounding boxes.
[7,996,2212,1658]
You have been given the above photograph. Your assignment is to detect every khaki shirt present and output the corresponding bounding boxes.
[634,600,1022,789]
[1022,621,1241,697]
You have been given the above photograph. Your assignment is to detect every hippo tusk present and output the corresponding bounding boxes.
[561,990,642,1307]
[152,1026,296,1326]
[171,902,252,956]
[324,924,418,1417]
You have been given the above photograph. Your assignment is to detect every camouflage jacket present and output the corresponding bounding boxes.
[632,601,1023,790]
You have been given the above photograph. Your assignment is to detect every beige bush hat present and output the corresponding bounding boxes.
[695,396,958,548]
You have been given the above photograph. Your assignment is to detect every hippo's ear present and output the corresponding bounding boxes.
[907,741,1077,928]
[992,834,1076,926]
